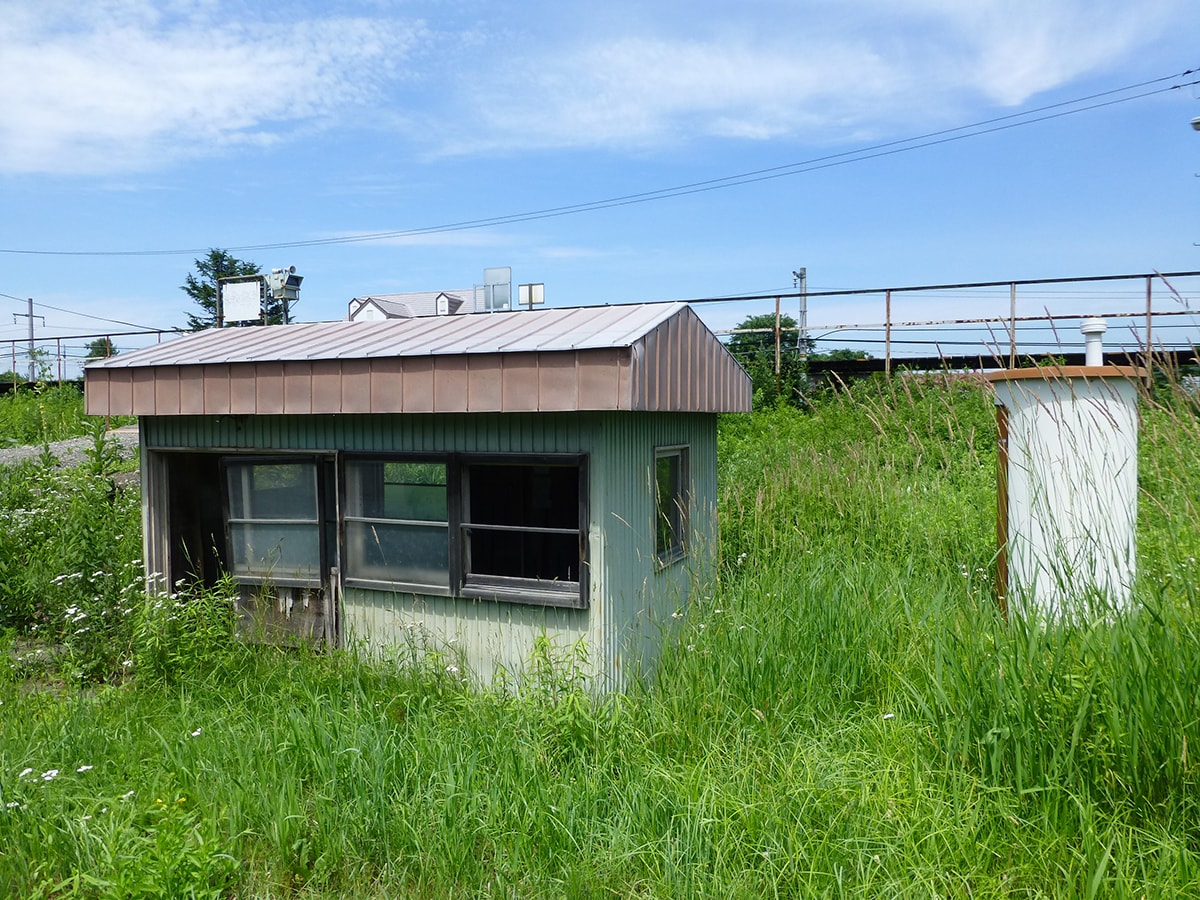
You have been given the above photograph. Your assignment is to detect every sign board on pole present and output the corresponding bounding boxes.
[222,280,263,323]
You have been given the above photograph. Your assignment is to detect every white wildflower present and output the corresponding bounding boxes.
[41,769,59,781]
[76,765,94,773]
[883,713,895,721]
[18,768,32,779]
[190,728,202,738]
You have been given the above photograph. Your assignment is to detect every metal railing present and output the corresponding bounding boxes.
[709,271,1200,387]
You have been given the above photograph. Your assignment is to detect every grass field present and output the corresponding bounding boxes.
[1,378,1199,897]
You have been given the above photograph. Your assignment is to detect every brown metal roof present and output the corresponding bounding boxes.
[85,303,752,416]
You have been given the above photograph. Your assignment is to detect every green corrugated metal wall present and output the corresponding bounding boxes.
[143,411,717,689]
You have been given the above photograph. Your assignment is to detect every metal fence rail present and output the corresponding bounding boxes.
[710,270,1200,387]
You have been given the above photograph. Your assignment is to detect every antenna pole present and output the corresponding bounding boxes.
[792,268,807,356]
[12,298,45,382]
[26,297,33,382]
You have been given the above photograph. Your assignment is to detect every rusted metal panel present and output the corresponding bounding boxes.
[310,359,342,413]
[340,359,372,414]
[202,366,231,415]
[577,348,622,409]
[106,369,133,415]
[402,358,435,413]
[368,359,402,412]
[154,368,181,416]
[83,372,109,416]
[467,354,503,411]
[538,352,578,411]
[256,362,284,413]
[179,367,204,415]
[229,364,257,415]
[131,369,156,416]
[501,353,539,412]
[282,362,312,414]
[433,357,469,413]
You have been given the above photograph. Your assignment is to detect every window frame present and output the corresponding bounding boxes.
[458,454,589,609]
[341,456,454,596]
[222,455,325,588]
[654,445,690,567]
[340,452,590,609]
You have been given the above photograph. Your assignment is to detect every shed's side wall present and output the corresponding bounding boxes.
[142,411,718,689]
[593,412,717,684]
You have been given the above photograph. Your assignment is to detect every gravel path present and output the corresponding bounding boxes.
[0,427,140,470]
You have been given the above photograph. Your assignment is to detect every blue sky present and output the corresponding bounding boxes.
[2,0,1199,370]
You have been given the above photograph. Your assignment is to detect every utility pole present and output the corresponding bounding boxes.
[12,298,45,383]
[792,268,807,357]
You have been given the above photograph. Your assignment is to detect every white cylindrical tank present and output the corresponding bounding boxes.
[987,355,1141,617]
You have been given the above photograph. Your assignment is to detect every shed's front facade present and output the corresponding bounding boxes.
[86,303,750,687]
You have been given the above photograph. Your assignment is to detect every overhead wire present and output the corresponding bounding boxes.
[0,289,159,330]
[0,67,1195,257]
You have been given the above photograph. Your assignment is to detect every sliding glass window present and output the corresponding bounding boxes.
[225,460,321,585]
[344,460,449,592]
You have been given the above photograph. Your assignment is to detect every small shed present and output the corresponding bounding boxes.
[85,303,751,687]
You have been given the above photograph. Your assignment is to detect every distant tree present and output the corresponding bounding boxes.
[725,313,812,359]
[726,313,811,409]
[182,249,274,331]
[810,348,870,361]
[85,337,117,360]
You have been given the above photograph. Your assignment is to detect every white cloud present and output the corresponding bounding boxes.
[445,0,1185,152]
[0,0,425,175]
[0,0,1187,173]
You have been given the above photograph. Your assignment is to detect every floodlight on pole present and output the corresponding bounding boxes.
[1192,116,1200,132]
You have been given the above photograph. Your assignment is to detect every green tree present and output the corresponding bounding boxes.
[85,337,117,360]
[811,348,870,361]
[725,313,811,408]
[182,249,274,331]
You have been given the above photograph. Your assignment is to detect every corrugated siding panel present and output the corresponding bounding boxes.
[142,410,718,689]
[593,412,717,682]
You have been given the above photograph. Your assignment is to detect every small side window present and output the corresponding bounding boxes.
[655,447,689,565]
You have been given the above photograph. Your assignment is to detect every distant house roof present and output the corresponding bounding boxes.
[85,303,752,416]
[348,290,472,320]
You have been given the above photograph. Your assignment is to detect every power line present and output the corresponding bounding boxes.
[0,290,159,330]
[0,67,1195,258]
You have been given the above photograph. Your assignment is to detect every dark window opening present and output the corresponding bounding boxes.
[464,463,581,583]
[166,452,227,588]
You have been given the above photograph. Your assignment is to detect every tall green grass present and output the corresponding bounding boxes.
[2,374,1199,896]
[0,384,93,447]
